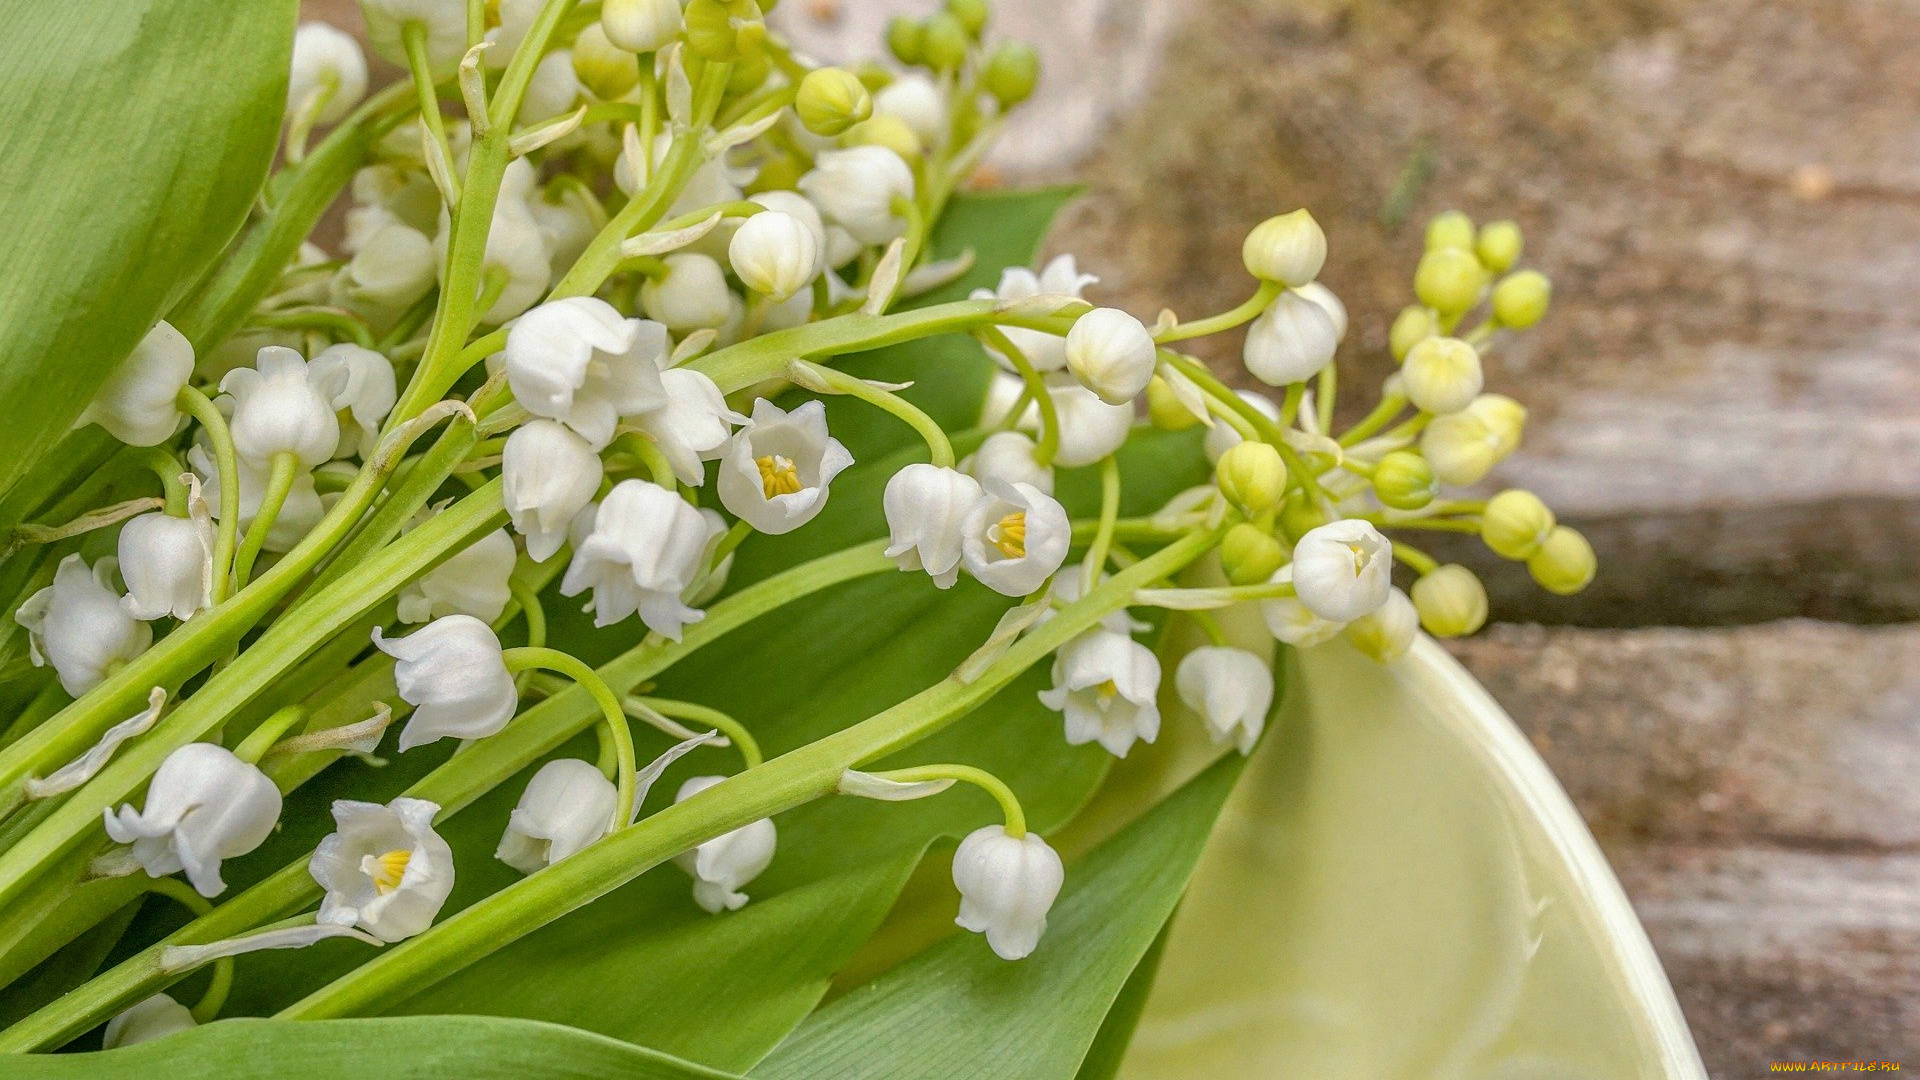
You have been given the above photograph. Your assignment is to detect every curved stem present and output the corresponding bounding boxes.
[401,23,457,205]
[788,360,953,467]
[501,647,638,829]
[1153,280,1282,344]
[862,763,1028,837]
[141,877,232,1024]
[232,705,309,765]
[132,448,189,517]
[978,326,1059,466]
[1080,455,1122,594]
[1339,392,1407,447]
[1391,540,1440,576]
[507,578,547,650]
[177,387,240,604]
[231,452,299,590]
[1186,609,1231,647]
[248,307,375,349]
[630,697,761,769]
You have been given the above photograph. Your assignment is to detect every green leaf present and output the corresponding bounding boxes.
[1072,925,1171,1080]
[5,1015,737,1080]
[0,0,295,508]
[748,754,1246,1080]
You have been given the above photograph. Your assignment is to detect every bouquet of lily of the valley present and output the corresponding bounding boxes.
[0,0,1709,1076]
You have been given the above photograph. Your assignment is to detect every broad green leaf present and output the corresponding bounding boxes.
[0,0,294,508]
[1072,926,1170,1080]
[749,754,1246,1080]
[1118,640,1708,1080]
[6,1015,736,1080]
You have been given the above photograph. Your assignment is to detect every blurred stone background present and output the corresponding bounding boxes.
[311,0,1920,1070]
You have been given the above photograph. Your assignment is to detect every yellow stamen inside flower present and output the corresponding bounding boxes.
[757,454,803,499]
[1346,542,1368,576]
[367,848,412,894]
[1095,679,1119,700]
[989,512,1027,558]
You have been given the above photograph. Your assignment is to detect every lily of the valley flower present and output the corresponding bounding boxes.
[1175,646,1273,753]
[1291,519,1393,622]
[1261,564,1348,647]
[80,321,193,446]
[333,222,438,315]
[1064,307,1156,406]
[562,479,722,639]
[871,72,948,148]
[373,615,519,751]
[310,343,397,460]
[16,554,151,697]
[1345,585,1418,662]
[717,399,854,535]
[672,775,777,913]
[960,481,1070,597]
[504,296,668,450]
[1039,628,1162,757]
[729,210,820,302]
[118,486,213,622]
[102,994,197,1049]
[103,742,282,898]
[1038,380,1132,468]
[502,420,603,562]
[798,146,915,245]
[952,825,1064,961]
[972,255,1098,374]
[631,367,745,486]
[312,796,455,942]
[640,253,733,332]
[602,0,683,52]
[288,22,368,124]
[1243,289,1340,387]
[219,346,344,471]
[360,0,467,74]
[497,758,618,873]
[396,524,516,624]
[883,464,984,588]
[966,430,1053,495]
[189,443,326,554]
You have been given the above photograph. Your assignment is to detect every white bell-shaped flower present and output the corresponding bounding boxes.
[482,0,540,65]
[1296,280,1348,340]
[496,758,618,873]
[102,994,197,1049]
[1040,381,1133,468]
[1243,289,1339,387]
[873,72,948,145]
[1175,646,1273,754]
[103,742,282,898]
[80,321,193,446]
[437,160,551,325]
[883,464,984,588]
[1039,628,1162,758]
[504,296,668,450]
[672,775,777,912]
[332,222,438,315]
[502,420,603,562]
[520,50,581,124]
[397,524,516,624]
[1419,411,1501,486]
[631,367,745,486]
[971,255,1098,374]
[717,399,853,535]
[960,481,1069,597]
[640,253,733,331]
[1065,307,1156,406]
[310,343,397,459]
[952,825,1064,961]
[189,443,326,554]
[1290,519,1393,623]
[797,146,915,245]
[288,22,368,125]
[1260,565,1347,647]
[1345,585,1418,662]
[118,493,214,622]
[561,479,722,639]
[729,210,821,302]
[1203,389,1280,464]
[360,0,467,75]
[750,190,828,252]
[16,555,151,697]
[219,346,344,470]
[373,615,519,751]
[312,796,455,942]
[966,430,1053,495]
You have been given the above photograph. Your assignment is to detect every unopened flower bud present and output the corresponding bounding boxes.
[1527,526,1596,595]
[1145,376,1201,431]
[1345,586,1417,662]
[796,67,873,136]
[798,146,915,245]
[1420,412,1499,486]
[1468,393,1527,456]
[1176,646,1272,753]
[1424,210,1475,252]
[872,73,948,149]
[103,995,197,1049]
[602,0,683,53]
[921,12,970,71]
[1414,246,1489,316]
[1481,489,1556,560]
[641,253,732,331]
[946,0,989,36]
[1411,564,1487,637]
[1389,305,1436,362]
[674,775,778,912]
[729,210,820,301]
[289,23,369,125]
[1291,519,1393,622]
[1401,336,1483,415]
[1492,269,1551,329]
[684,0,763,61]
[81,321,193,446]
[1215,441,1286,515]
[1243,290,1339,386]
[1371,450,1437,510]
[1241,209,1326,287]
[886,15,925,64]
[1476,220,1523,273]
[361,0,465,75]
[1278,489,1327,543]
[841,114,923,161]
[1220,522,1285,585]
[1065,307,1156,405]
[982,41,1040,107]
[572,23,638,100]
[968,430,1053,494]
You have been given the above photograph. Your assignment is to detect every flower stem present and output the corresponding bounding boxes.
[1153,280,1282,344]
[140,877,232,1023]
[787,360,954,467]
[502,647,638,829]
[629,697,762,769]
[977,326,1059,466]
[863,763,1027,836]
[232,705,309,766]
[231,451,299,591]
[176,386,240,605]
[1081,455,1122,594]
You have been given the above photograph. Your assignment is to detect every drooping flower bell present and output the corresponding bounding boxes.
[1345,585,1418,662]
[101,994,197,1049]
[1039,628,1163,758]
[640,253,734,332]
[288,22,368,125]
[883,464,984,588]
[373,615,519,751]
[219,345,344,471]
[311,796,456,942]
[16,554,152,697]
[972,254,1098,374]
[396,524,516,625]
[504,296,668,450]
[1260,565,1347,647]
[1289,519,1393,623]
[672,775,777,913]
[1038,381,1132,468]
[117,485,214,622]
[959,481,1070,597]
[79,321,193,446]
[1175,645,1273,753]
[717,399,854,535]
[103,742,282,898]
[631,367,745,487]
[309,343,397,460]
[562,479,723,639]
[1064,307,1157,406]
[502,420,604,563]
[797,146,915,245]
[496,759,618,874]
[966,430,1053,495]
[952,825,1064,961]
[729,210,821,302]
[1243,289,1339,387]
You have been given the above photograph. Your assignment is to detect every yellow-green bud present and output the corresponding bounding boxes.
[1411,564,1488,637]
[746,151,805,195]
[1278,490,1327,543]
[840,114,922,161]
[1413,247,1489,316]
[602,0,684,53]
[852,62,892,92]
[1467,393,1526,457]
[1372,451,1437,510]
[1241,209,1326,287]
[1425,210,1475,252]
[886,16,924,65]
[572,23,639,100]
[684,0,763,61]
[1389,305,1436,362]
[1146,375,1201,431]
[1401,336,1483,415]
[728,50,771,94]
[1480,489,1555,560]
[1476,220,1523,273]
[945,0,990,36]
[982,41,1041,107]
[1492,269,1551,329]
[1216,441,1287,515]
[796,67,873,136]
[921,12,971,71]
[1527,526,1596,595]
[1346,587,1417,662]
[1221,523,1286,586]
[1420,412,1499,486]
